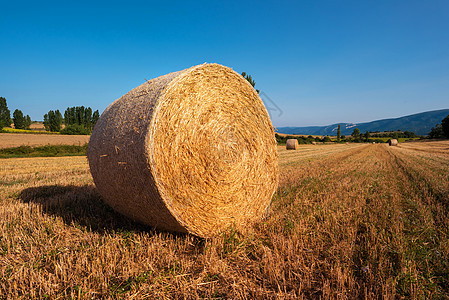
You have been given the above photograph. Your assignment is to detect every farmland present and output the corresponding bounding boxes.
[0,133,90,149]
[0,141,448,298]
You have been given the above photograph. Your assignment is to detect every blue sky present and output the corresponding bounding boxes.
[1,0,448,127]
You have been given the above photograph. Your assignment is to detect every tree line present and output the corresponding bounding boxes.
[0,97,32,130]
[275,134,331,144]
[44,106,100,134]
[0,97,99,135]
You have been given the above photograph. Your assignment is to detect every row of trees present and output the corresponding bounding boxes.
[275,134,331,144]
[370,130,417,138]
[1,97,100,134]
[64,106,100,130]
[44,106,100,134]
[350,128,377,142]
[1,97,32,129]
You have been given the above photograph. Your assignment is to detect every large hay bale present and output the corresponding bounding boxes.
[286,139,299,150]
[87,63,279,238]
[389,139,398,146]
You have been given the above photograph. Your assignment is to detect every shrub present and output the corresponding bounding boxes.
[60,124,92,135]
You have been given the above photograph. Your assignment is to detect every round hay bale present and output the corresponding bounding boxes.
[286,139,299,150]
[389,139,398,146]
[312,141,317,145]
[87,63,279,238]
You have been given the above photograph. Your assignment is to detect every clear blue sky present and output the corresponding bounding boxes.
[1,0,448,127]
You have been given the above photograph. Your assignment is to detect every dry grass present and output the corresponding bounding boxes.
[0,133,90,149]
[1,142,448,298]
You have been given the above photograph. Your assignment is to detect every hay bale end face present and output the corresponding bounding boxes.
[286,139,299,150]
[87,63,279,238]
[389,139,398,146]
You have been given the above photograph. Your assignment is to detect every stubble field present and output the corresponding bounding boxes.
[0,133,90,149]
[0,141,448,299]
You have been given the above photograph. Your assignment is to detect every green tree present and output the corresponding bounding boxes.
[0,97,11,128]
[84,107,92,130]
[442,114,449,138]
[337,124,341,142]
[92,110,100,125]
[428,124,444,139]
[64,109,71,125]
[241,72,260,94]
[25,115,32,130]
[69,107,76,125]
[351,128,360,139]
[44,110,63,132]
[74,106,84,126]
[364,131,370,142]
[13,109,26,129]
[43,114,49,131]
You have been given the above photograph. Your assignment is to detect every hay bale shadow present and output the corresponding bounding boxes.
[18,185,157,235]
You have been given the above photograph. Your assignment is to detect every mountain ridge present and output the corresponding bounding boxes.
[276,109,449,136]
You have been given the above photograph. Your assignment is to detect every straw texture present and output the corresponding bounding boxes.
[389,139,398,146]
[87,63,279,237]
[286,139,299,150]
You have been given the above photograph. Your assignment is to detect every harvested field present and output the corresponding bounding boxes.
[0,133,90,149]
[29,123,46,131]
[1,141,448,298]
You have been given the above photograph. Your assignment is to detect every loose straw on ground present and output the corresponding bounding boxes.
[88,63,279,238]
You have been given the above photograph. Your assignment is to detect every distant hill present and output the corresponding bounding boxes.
[277,109,449,136]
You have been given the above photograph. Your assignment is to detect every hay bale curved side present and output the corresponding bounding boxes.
[286,139,299,150]
[88,63,279,237]
[389,139,398,146]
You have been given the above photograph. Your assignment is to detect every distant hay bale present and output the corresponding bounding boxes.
[312,141,317,145]
[286,139,299,150]
[87,63,279,238]
[389,139,398,146]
